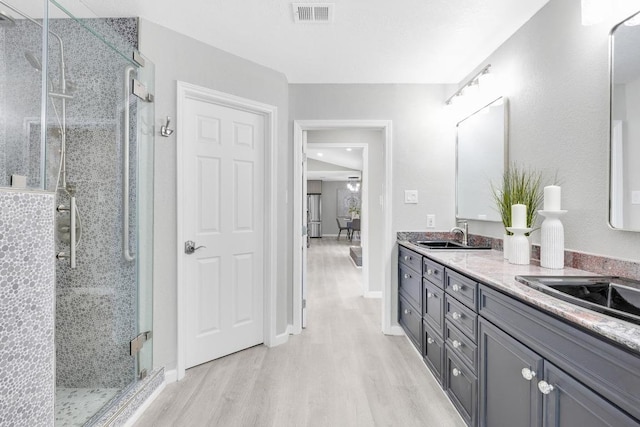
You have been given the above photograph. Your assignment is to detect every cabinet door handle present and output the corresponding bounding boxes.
[426,268,434,275]
[427,337,435,344]
[452,367,462,377]
[452,284,462,292]
[537,380,554,395]
[452,312,462,320]
[404,255,410,261]
[521,368,536,381]
[452,340,462,349]
[426,292,434,298]
[404,273,411,279]
[404,309,411,315]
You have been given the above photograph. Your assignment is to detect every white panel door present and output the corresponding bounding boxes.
[183,97,264,369]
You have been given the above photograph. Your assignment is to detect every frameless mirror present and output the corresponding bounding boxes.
[456,97,508,222]
[610,11,640,231]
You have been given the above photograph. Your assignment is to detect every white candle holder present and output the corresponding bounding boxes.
[539,210,567,269]
[503,233,511,259]
[506,227,532,265]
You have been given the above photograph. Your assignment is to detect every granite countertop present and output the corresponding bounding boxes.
[398,241,640,354]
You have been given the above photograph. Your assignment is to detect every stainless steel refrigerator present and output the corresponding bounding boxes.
[307,194,322,237]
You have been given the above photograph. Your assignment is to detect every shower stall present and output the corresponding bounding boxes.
[0,0,155,424]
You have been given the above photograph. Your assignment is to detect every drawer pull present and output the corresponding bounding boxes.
[404,273,411,279]
[452,340,462,349]
[427,292,434,298]
[426,268,434,275]
[427,337,435,344]
[452,284,462,292]
[521,368,536,381]
[452,367,462,377]
[404,255,411,261]
[537,380,554,395]
[404,309,411,315]
[452,312,462,320]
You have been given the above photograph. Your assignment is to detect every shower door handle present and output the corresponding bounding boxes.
[123,66,135,262]
[70,196,76,268]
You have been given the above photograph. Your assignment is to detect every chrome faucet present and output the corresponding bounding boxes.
[450,220,469,246]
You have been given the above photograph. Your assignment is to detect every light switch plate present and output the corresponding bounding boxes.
[427,214,435,228]
[633,191,640,205]
[404,190,418,204]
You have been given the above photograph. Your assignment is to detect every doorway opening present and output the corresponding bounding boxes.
[293,120,398,336]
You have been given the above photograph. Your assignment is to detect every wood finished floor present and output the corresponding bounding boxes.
[135,238,464,427]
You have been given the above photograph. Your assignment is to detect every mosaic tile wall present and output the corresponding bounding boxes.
[0,190,55,426]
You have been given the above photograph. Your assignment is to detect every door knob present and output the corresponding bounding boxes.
[185,240,206,254]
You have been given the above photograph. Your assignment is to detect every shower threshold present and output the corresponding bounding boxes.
[55,387,119,426]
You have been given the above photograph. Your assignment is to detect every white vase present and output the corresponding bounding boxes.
[503,234,511,259]
[506,227,532,265]
[540,210,567,269]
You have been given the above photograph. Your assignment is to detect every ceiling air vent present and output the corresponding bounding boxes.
[292,3,334,23]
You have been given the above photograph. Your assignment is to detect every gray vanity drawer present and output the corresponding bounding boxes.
[423,279,444,332]
[445,294,477,342]
[423,257,444,288]
[445,320,477,373]
[399,294,421,350]
[445,347,477,427]
[399,263,422,310]
[399,246,422,274]
[445,268,478,310]
[423,320,444,385]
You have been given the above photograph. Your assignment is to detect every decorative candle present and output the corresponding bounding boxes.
[512,204,527,228]
[544,185,561,211]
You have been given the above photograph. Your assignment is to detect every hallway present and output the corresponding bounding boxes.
[135,239,464,426]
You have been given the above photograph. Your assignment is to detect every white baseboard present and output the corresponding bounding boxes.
[364,291,382,298]
[270,325,292,346]
[163,369,178,383]
[122,379,166,427]
[385,325,405,336]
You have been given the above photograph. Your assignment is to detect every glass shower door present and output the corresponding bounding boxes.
[44,1,155,425]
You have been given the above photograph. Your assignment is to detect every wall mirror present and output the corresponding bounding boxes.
[610,11,640,231]
[456,97,508,222]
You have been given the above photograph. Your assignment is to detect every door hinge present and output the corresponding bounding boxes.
[130,330,153,356]
[303,299,307,309]
[132,50,146,67]
[139,368,148,380]
[132,78,154,102]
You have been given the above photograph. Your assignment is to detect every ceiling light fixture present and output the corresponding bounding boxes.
[445,64,491,106]
[347,176,360,192]
[346,148,352,151]
[317,152,323,157]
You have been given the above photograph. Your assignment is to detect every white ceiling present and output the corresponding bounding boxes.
[307,145,362,181]
[69,0,551,84]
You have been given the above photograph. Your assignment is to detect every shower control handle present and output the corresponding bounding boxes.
[185,240,206,255]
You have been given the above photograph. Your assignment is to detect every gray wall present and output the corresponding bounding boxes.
[290,84,456,235]
[464,0,640,260]
[139,20,290,373]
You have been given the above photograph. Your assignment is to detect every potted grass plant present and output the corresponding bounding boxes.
[491,163,543,259]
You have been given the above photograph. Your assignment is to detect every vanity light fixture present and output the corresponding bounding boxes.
[445,64,491,106]
[347,176,360,192]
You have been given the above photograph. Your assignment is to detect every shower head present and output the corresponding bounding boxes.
[25,51,42,71]
[0,10,15,27]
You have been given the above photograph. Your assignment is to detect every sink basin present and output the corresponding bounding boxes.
[411,240,491,250]
[516,276,640,325]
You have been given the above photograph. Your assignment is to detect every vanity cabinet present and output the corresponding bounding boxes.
[479,284,640,427]
[396,242,640,427]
